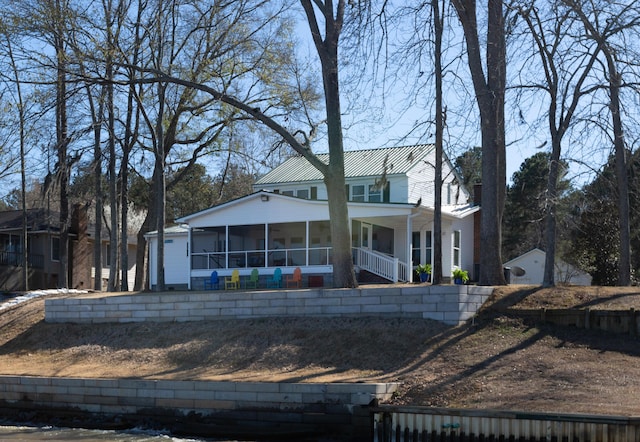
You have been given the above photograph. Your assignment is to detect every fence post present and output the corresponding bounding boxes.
[393,258,399,283]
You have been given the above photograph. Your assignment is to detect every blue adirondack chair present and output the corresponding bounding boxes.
[204,271,219,290]
[266,268,282,288]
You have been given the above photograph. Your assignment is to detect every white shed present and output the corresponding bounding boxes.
[146,225,190,290]
[504,248,592,286]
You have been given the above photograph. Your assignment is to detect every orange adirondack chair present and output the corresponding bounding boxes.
[285,267,302,288]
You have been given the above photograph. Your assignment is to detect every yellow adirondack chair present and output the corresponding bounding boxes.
[224,269,240,290]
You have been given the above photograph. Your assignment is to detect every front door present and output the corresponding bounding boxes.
[361,223,372,250]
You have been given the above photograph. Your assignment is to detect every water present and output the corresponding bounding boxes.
[0,425,236,441]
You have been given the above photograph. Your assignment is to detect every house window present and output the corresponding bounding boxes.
[282,190,294,196]
[425,231,432,265]
[453,230,461,267]
[297,189,309,199]
[412,232,420,266]
[447,183,452,205]
[51,237,60,262]
[368,184,382,202]
[352,185,365,201]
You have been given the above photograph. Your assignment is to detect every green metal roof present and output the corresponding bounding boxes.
[255,144,434,185]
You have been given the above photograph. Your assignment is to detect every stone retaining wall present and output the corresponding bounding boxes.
[45,285,493,326]
[0,375,399,439]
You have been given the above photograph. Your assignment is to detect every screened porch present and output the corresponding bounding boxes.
[190,220,333,270]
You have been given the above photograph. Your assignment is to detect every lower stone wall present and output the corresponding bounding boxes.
[0,376,398,439]
[45,285,493,326]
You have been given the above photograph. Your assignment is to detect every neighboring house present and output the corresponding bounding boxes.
[88,227,138,292]
[504,248,592,286]
[0,205,137,292]
[147,145,480,290]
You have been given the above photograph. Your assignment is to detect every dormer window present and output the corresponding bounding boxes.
[368,184,382,202]
[352,185,365,201]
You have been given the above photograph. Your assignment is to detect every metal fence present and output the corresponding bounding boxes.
[372,406,640,442]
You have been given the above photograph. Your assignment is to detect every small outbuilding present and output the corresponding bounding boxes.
[504,248,592,286]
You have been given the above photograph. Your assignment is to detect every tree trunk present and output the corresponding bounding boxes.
[55,0,70,288]
[93,111,103,291]
[610,68,631,286]
[542,138,561,287]
[302,0,356,288]
[432,0,444,285]
[106,17,119,292]
[154,82,167,292]
[452,0,507,285]
[322,50,357,288]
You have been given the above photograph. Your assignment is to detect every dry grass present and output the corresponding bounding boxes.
[1,285,639,416]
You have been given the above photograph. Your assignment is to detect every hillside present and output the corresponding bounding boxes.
[0,285,639,416]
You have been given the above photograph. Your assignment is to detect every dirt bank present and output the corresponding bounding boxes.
[0,285,639,416]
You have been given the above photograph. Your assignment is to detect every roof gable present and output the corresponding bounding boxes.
[255,144,434,185]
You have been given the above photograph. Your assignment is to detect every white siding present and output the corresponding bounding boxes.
[163,235,190,285]
[450,215,475,278]
[187,196,332,228]
[406,152,469,208]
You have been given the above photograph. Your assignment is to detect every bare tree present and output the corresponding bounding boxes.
[53,0,72,288]
[564,0,640,286]
[451,0,507,285]
[3,32,29,290]
[431,0,445,285]
[299,0,356,287]
[517,1,601,286]
[119,1,368,288]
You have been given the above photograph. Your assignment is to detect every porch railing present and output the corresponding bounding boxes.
[191,247,332,270]
[354,247,409,283]
[0,251,44,269]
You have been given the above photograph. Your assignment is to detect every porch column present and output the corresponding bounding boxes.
[187,226,192,290]
[264,223,269,267]
[305,221,309,266]
[407,212,420,283]
[225,225,229,269]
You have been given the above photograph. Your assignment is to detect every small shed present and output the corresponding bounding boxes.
[504,248,592,286]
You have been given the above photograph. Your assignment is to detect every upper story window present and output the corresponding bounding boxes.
[279,187,316,199]
[352,185,365,201]
[368,184,382,202]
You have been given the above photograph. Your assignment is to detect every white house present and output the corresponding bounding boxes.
[147,145,480,290]
[504,248,592,286]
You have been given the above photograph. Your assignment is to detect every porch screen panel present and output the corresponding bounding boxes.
[268,222,305,267]
[309,221,331,265]
[191,226,226,269]
[228,224,265,268]
[372,225,394,255]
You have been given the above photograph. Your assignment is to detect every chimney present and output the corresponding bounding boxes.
[473,183,482,206]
